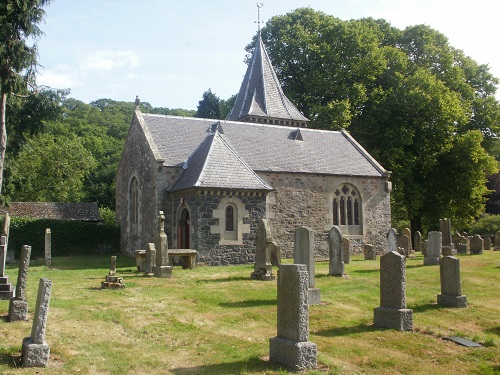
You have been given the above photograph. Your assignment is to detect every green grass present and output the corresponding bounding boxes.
[0,252,499,374]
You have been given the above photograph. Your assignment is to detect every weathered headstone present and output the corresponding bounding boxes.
[134,249,146,272]
[0,235,14,300]
[456,242,468,255]
[398,234,412,258]
[341,237,350,264]
[270,241,281,268]
[424,231,441,265]
[145,243,156,276]
[469,234,484,255]
[401,228,412,252]
[413,231,422,252]
[442,245,453,257]
[101,256,126,289]
[294,227,320,305]
[251,219,275,280]
[483,237,491,250]
[44,228,51,268]
[363,244,376,260]
[422,240,428,257]
[374,251,413,331]
[386,228,398,254]
[452,232,462,250]
[269,264,317,371]
[328,226,345,277]
[2,213,10,253]
[440,218,453,249]
[155,211,173,278]
[8,245,31,321]
[495,231,500,250]
[22,278,52,367]
[437,256,467,308]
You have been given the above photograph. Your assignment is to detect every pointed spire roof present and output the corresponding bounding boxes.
[169,122,273,193]
[226,34,309,126]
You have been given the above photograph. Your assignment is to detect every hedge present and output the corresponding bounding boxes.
[3,216,120,258]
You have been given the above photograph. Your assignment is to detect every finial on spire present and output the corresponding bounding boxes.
[135,95,140,108]
[255,3,264,33]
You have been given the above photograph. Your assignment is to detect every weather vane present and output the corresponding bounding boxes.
[255,3,264,33]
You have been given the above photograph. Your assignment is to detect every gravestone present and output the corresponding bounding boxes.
[145,243,156,276]
[44,229,51,268]
[22,278,52,367]
[456,242,468,255]
[401,228,412,255]
[270,241,281,268]
[424,231,441,265]
[422,240,428,257]
[442,245,453,257]
[413,231,422,252]
[374,251,413,331]
[269,264,317,371]
[495,231,500,250]
[8,245,32,321]
[341,237,350,264]
[328,226,345,277]
[363,244,376,260]
[2,212,10,253]
[398,234,412,258]
[134,249,146,272]
[483,237,491,250]
[437,256,467,308]
[440,218,453,249]
[386,228,398,254]
[0,235,14,300]
[294,227,320,305]
[452,232,462,249]
[251,219,276,280]
[155,211,173,278]
[469,234,484,255]
[101,256,125,289]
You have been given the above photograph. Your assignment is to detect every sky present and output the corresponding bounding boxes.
[36,0,499,110]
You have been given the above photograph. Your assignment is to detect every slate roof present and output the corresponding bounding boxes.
[226,34,309,123]
[170,125,273,192]
[140,113,388,179]
[0,202,102,222]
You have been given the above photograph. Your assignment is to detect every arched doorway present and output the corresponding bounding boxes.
[177,208,190,248]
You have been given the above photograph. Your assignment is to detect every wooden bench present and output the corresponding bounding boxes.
[168,249,198,269]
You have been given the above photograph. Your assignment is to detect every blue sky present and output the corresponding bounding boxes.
[36,0,499,110]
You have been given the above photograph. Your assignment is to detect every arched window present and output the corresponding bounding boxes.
[129,177,139,231]
[333,184,362,235]
[225,205,234,232]
[225,204,237,240]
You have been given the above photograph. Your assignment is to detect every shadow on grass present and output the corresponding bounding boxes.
[171,356,279,375]
[406,264,425,269]
[410,302,442,313]
[219,299,276,308]
[314,322,378,337]
[348,269,379,275]
[485,326,500,335]
[0,351,21,369]
[196,276,249,283]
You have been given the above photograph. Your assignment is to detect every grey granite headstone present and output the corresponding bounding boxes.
[341,237,350,264]
[44,229,51,268]
[251,219,275,280]
[401,228,412,250]
[145,243,156,276]
[328,226,345,277]
[413,231,422,252]
[270,241,281,268]
[0,236,14,300]
[424,231,441,265]
[155,211,172,278]
[269,264,317,371]
[363,244,376,260]
[437,256,467,308]
[374,251,413,331]
[386,228,398,254]
[8,245,31,321]
[294,227,320,305]
[22,278,52,367]
[469,234,483,255]
[398,234,412,258]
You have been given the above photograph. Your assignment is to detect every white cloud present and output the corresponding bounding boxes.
[81,50,141,73]
[37,64,81,90]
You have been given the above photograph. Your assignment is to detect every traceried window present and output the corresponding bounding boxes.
[333,184,362,234]
[224,204,237,240]
[225,205,235,232]
[129,177,139,231]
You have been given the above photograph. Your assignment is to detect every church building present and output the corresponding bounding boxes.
[115,33,392,265]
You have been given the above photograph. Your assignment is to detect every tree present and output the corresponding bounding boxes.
[0,0,52,197]
[195,89,221,119]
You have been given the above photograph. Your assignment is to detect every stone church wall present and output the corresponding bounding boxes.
[259,172,391,258]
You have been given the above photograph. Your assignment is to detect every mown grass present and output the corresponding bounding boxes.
[0,252,499,374]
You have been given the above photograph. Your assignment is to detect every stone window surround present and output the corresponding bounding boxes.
[332,183,363,237]
[129,175,140,233]
[211,196,250,245]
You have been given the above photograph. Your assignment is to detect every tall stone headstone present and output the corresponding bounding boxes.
[386,228,398,254]
[0,235,14,300]
[495,231,500,251]
[341,237,350,264]
[8,245,32,321]
[2,212,10,252]
[101,256,126,289]
[155,211,172,278]
[270,241,281,268]
[440,218,453,249]
[401,228,412,248]
[22,278,52,367]
[437,256,467,308]
[374,251,413,331]
[328,226,345,277]
[251,219,275,280]
[398,234,412,258]
[294,227,320,305]
[145,243,156,277]
[363,244,376,260]
[269,264,317,371]
[483,237,491,250]
[413,231,422,252]
[424,231,441,265]
[469,234,484,255]
[44,228,51,268]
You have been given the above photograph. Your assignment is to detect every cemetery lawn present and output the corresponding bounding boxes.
[0,252,499,375]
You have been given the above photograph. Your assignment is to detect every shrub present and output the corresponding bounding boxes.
[469,214,500,236]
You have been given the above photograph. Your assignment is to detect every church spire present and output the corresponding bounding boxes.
[226,7,309,127]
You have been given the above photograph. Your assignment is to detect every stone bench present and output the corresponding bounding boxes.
[168,249,198,269]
